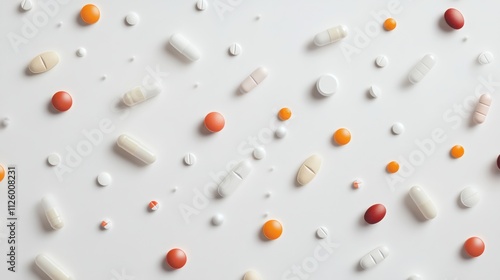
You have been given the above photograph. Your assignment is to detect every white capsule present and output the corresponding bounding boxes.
[473,94,492,124]
[478,51,494,65]
[122,83,162,106]
[35,254,72,280]
[239,67,268,93]
[116,134,157,164]
[313,25,348,46]
[408,54,436,84]
[217,160,252,197]
[41,196,64,230]
[316,74,339,97]
[460,186,480,208]
[375,55,389,68]
[409,186,437,220]
[359,246,389,269]
[369,85,381,98]
[169,33,201,61]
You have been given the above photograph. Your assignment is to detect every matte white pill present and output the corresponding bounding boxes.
[375,55,388,68]
[473,94,492,124]
[275,125,287,138]
[408,54,436,84]
[47,153,61,166]
[359,246,389,269]
[196,0,208,11]
[253,146,266,160]
[369,85,381,98]
[316,226,329,239]
[116,134,157,164]
[408,274,423,280]
[125,12,139,26]
[184,153,197,166]
[229,43,242,56]
[217,160,252,197]
[297,154,322,186]
[316,74,339,97]
[409,186,437,220]
[392,122,405,135]
[169,33,201,61]
[97,172,112,186]
[313,25,348,46]
[21,0,34,11]
[243,270,262,280]
[101,219,112,230]
[460,186,480,208]
[239,67,268,93]
[478,51,494,65]
[122,83,162,106]
[211,213,224,226]
[41,196,64,230]
[76,47,87,57]
[29,51,60,74]
[35,254,72,280]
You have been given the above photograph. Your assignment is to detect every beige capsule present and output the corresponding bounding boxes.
[29,51,59,74]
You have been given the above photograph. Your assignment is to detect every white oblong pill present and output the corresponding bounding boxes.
[313,25,348,46]
[408,54,436,84]
[47,153,61,166]
[29,51,60,74]
[316,226,329,239]
[391,122,405,135]
[297,154,322,186]
[243,270,262,280]
[473,94,492,124]
[196,0,208,11]
[125,12,140,26]
[122,83,162,106]
[253,146,266,160]
[169,33,201,61]
[41,196,64,230]
[375,55,388,68]
[409,186,437,220]
[217,160,252,197]
[21,0,34,11]
[369,85,381,98]
[478,51,494,65]
[239,67,268,93]
[116,134,157,164]
[359,246,389,269]
[97,172,112,186]
[316,74,339,97]
[275,125,287,138]
[460,186,480,208]
[35,254,72,280]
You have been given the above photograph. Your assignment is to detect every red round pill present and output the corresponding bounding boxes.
[51,91,73,112]
[165,248,187,269]
[204,112,225,133]
[444,8,464,30]
[464,237,485,258]
[364,203,386,224]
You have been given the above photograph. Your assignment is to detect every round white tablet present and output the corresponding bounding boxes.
[316,226,329,239]
[369,85,381,98]
[375,55,388,68]
[316,74,339,97]
[243,270,262,280]
[275,126,287,138]
[20,0,33,11]
[47,153,61,166]
[391,122,405,135]
[196,0,208,11]
[184,153,197,166]
[460,186,480,208]
[229,43,242,56]
[125,12,139,26]
[253,146,266,160]
[76,47,87,57]
[478,51,494,65]
[97,172,112,186]
[211,213,224,226]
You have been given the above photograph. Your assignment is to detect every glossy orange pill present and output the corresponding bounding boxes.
[80,4,100,24]
[0,165,4,182]
[464,237,485,257]
[383,18,397,31]
[450,145,464,158]
[386,161,399,173]
[166,248,187,269]
[204,112,225,132]
[333,128,351,145]
[262,219,282,240]
[278,107,292,121]
[51,91,73,112]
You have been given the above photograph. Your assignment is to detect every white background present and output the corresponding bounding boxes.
[1,0,500,279]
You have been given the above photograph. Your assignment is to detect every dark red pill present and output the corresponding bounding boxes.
[51,91,73,112]
[497,155,500,170]
[444,8,464,30]
[364,204,386,224]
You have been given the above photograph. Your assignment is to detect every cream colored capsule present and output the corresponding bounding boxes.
[122,83,162,106]
[296,155,322,185]
[473,94,492,124]
[29,51,59,74]
[117,134,157,164]
[313,25,348,46]
[240,67,268,93]
[41,196,64,230]
[35,254,72,280]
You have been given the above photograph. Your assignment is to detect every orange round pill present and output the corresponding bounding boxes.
[204,112,225,133]
[51,91,73,112]
[262,219,282,240]
[333,128,351,145]
[278,107,292,121]
[80,4,100,24]
[0,165,4,182]
[450,145,464,158]
[464,237,485,257]
[383,18,397,31]
[386,161,399,173]
[166,248,187,269]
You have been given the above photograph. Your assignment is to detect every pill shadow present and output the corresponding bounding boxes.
[165,42,192,64]
[456,194,468,209]
[161,256,176,272]
[112,143,149,167]
[365,89,375,100]
[438,16,454,32]
[354,261,364,272]
[24,66,36,77]
[32,260,49,280]
[459,245,471,260]
[306,40,319,51]
[310,83,325,100]
[37,202,55,232]
[75,12,87,26]
[257,228,270,242]
[198,122,213,136]
[489,160,500,176]
[400,76,413,88]
[17,4,27,14]
[47,101,60,115]
[357,213,370,228]
[404,193,428,222]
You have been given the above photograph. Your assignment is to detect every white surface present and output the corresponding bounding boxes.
[2,0,500,279]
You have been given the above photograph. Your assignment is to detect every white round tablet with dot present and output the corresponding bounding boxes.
[97,172,112,186]
[125,12,139,26]
[460,186,480,208]
[76,47,87,57]
[375,55,388,68]
[243,270,262,280]
[184,153,197,166]
[275,126,287,138]
[211,213,224,226]
[47,153,61,166]
[316,74,339,97]
[478,51,494,65]
[253,146,266,160]
[392,122,405,135]
[369,85,381,98]
[316,226,329,239]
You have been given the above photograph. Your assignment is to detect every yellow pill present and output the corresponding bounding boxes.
[383,18,397,31]
[386,161,399,173]
[450,145,464,158]
[278,107,292,121]
[333,128,351,145]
